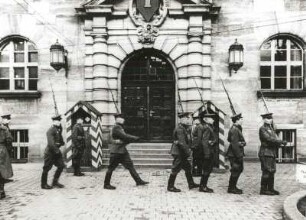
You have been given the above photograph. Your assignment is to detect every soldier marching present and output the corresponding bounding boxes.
[41,115,65,189]
[167,112,199,192]
[103,113,149,190]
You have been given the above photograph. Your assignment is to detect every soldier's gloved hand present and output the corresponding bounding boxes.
[173,140,179,145]
[281,141,287,146]
[208,141,215,146]
[239,141,246,147]
[113,139,122,144]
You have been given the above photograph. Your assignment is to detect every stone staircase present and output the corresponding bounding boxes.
[102,143,173,169]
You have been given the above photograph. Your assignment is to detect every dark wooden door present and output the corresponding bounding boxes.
[122,50,175,142]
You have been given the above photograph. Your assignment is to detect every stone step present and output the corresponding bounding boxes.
[126,143,172,150]
[102,143,173,168]
[101,164,171,169]
[102,153,172,159]
[102,158,173,165]
[102,149,171,155]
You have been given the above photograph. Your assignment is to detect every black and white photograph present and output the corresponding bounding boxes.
[0,0,306,219]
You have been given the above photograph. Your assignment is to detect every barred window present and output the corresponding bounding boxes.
[0,37,38,91]
[10,129,29,162]
[276,129,296,163]
[260,36,303,90]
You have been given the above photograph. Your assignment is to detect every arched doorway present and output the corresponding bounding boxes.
[121,50,175,142]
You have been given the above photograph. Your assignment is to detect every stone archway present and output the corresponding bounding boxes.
[121,49,175,142]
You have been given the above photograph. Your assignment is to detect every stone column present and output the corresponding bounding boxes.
[186,15,204,112]
[91,16,110,116]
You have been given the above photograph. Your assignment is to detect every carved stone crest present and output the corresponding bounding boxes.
[138,24,158,44]
[129,0,167,44]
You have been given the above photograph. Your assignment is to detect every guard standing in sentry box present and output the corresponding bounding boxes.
[41,115,65,190]
[226,113,246,194]
[71,117,86,176]
[0,114,13,199]
[167,112,199,193]
[103,113,149,190]
[191,115,203,177]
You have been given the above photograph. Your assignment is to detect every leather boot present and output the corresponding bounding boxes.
[228,175,242,194]
[74,164,85,176]
[260,175,273,195]
[185,171,199,189]
[268,175,279,195]
[52,168,64,188]
[199,175,213,193]
[0,182,5,199]
[41,171,52,189]
[129,168,149,186]
[167,174,181,192]
[104,171,116,190]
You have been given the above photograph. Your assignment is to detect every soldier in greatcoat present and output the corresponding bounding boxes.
[72,117,86,176]
[41,115,65,189]
[103,113,149,190]
[0,114,13,199]
[259,112,286,195]
[226,113,246,194]
[167,112,199,193]
[198,112,217,193]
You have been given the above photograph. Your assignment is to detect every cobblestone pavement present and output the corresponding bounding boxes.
[0,162,305,220]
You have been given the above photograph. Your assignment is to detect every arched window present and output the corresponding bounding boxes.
[260,36,303,90]
[0,36,38,91]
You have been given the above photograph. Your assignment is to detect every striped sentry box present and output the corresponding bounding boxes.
[65,101,103,170]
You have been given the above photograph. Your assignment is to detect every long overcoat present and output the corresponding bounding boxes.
[0,124,13,179]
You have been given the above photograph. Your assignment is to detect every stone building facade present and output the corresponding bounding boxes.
[0,0,306,163]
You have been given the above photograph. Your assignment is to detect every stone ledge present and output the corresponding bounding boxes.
[257,90,306,98]
[283,190,306,220]
[0,91,41,99]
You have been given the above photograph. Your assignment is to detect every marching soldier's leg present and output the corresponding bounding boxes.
[167,156,182,192]
[52,153,65,188]
[0,175,5,199]
[182,158,199,190]
[122,153,149,186]
[199,158,213,193]
[104,153,120,190]
[41,154,53,190]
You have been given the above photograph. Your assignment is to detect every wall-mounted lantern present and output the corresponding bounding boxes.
[229,39,244,76]
[50,40,68,76]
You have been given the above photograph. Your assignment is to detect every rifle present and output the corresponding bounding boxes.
[49,77,59,115]
[216,72,236,115]
[192,78,208,113]
[258,90,270,113]
[177,83,184,113]
[106,79,120,113]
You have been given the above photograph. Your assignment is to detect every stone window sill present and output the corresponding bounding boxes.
[257,90,306,98]
[0,91,41,99]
